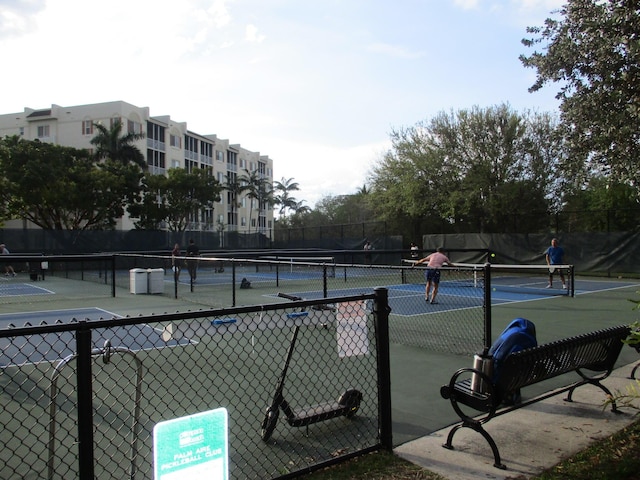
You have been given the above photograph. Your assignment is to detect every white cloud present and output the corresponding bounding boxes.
[0,0,562,209]
[245,24,265,43]
[0,0,45,38]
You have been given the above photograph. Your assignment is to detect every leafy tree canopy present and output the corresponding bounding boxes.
[130,168,221,232]
[368,104,563,234]
[520,0,640,187]
[0,136,142,232]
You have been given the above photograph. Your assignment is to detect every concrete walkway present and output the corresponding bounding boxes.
[395,362,640,480]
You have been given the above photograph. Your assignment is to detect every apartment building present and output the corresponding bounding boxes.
[0,101,274,236]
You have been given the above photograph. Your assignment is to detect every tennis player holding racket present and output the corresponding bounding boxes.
[412,247,453,304]
[545,238,566,289]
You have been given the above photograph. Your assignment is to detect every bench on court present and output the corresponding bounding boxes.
[440,324,631,469]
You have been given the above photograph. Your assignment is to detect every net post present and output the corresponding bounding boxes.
[483,263,492,352]
[111,255,116,297]
[570,265,575,297]
[322,264,328,298]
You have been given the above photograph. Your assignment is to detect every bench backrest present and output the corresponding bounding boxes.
[497,325,630,394]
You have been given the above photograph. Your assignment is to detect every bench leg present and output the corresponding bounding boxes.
[630,361,640,380]
[565,380,620,413]
[443,422,506,470]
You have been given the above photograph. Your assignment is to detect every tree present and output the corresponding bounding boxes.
[90,119,146,168]
[561,176,640,231]
[369,104,562,234]
[0,136,143,246]
[273,177,301,217]
[130,168,222,232]
[520,0,640,188]
[223,172,250,231]
[238,168,272,233]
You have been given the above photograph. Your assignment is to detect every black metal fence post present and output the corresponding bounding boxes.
[76,321,95,479]
[483,263,492,352]
[232,260,236,307]
[374,287,393,450]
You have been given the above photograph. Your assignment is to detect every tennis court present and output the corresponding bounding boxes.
[2,257,640,478]
[0,307,198,368]
[0,295,381,479]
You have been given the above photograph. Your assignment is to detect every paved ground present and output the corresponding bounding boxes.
[395,361,640,480]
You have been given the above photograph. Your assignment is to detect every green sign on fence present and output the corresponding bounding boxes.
[153,407,228,480]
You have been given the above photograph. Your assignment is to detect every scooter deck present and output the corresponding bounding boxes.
[288,401,348,427]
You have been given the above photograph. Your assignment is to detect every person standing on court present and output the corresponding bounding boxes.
[0,244,16,277]
[186,239,200,283]
[412,247,453,304]
[363,240,373,265]
[545,238,566,289]
[171,243,181,280]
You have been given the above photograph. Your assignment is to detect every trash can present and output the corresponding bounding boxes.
[129,268,148,294]
[147,268,164,294]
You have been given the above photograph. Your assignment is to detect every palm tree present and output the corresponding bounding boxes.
[293,200,310,215]
[90,119,146,168]
[273,177,301,217]
[223,172,250,231]
[239,168,273,233]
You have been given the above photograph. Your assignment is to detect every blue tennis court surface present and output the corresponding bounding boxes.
[271,277,640,317]
[0,308,193,367]
[0,282,53,297]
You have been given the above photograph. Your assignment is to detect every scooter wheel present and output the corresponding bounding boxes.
[261,406,279,441]
[339,389,363,418]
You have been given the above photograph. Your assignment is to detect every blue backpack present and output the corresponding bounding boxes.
[489,318,537,385]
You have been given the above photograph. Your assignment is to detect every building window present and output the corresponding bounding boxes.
[170,134,181,148]
[82,120,93,135]
[110,116,121,128]
[37,125,50,138]
[185,136,198,153]
[216,150,224,162]
[127,119,142,134]
[147,149,165,169]
[241,217,246,227]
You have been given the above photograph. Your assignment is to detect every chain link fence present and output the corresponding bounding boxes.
[0,290,392,480]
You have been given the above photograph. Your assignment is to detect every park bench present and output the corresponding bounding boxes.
[440,324,631,469]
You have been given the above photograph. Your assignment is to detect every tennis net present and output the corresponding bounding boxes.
[401,260,574,297]
[256,255,337,279]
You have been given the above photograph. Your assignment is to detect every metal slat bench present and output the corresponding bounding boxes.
[440,324,631,469]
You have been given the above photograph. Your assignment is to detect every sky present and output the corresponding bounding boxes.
[0,0,564,208]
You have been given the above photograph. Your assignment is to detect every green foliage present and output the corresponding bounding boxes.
[130,168,222,232]
[238,168,273,232]
[562,177,640,231]
[367,104,563,235]
[90,119,146,168]
[273,177,302,217]
[521,0,640,190]
[0,136,142,233]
